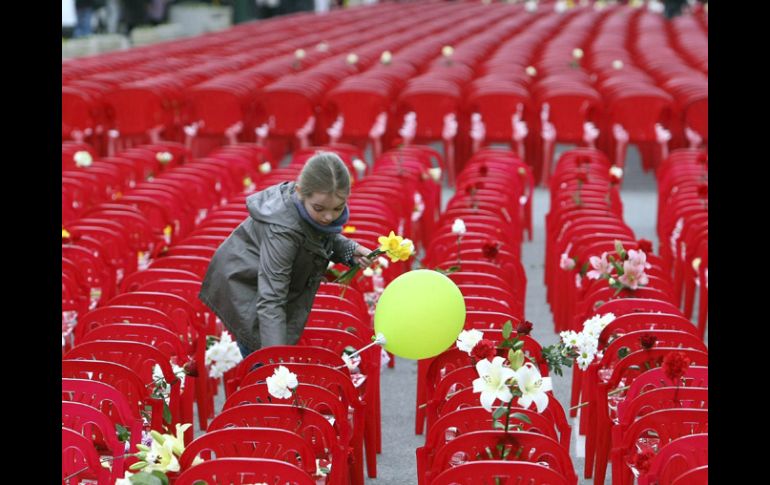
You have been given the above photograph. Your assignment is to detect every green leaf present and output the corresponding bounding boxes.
[162,402,172,425]
[512,340,524,351]
[116,423,130,442]
[502,320,513,340]
[579,262,589,277]
[128,472,165,485]
[618,347,631,359]
[510,412,532,425]
[493,420,506,430]
[150,471,170,485]
[492,406,507,420]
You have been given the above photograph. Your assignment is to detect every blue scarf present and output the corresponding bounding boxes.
[292,192,349,234]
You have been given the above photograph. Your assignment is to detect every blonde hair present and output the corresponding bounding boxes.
[296,152,351,199]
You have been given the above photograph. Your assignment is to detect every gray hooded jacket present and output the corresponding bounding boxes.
[198,181,358,351]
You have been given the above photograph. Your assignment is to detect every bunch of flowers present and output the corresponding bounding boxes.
[148,358,198,427]
[456,321,553,432]
[114,423,195,484]
[562,240,653,295]
[205,331,243,379]
[334,231,414,286]
[557,313,617,370]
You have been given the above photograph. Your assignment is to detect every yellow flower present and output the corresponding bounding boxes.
[378,231,403,253]
[394,239,414,262]
[343,225,356,234]
[62,228,70,239]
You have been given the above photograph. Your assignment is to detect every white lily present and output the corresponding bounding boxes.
[514,362,552,413]
[456,329,484,354]
[451,218,466,235]
[266,365,299,399]
[473,356,516,412]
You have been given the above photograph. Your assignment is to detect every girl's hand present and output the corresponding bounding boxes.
[353,244,374,267]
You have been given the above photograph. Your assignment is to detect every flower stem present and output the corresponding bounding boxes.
[568,384,630,411]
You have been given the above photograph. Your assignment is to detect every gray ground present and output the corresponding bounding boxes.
[196,143,705,484]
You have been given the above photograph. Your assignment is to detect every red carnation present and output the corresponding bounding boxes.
[663,351,691,382]
[482,240,500,260]
[471,339,497,361]
[610,174,621,185]
[697,183,708,198]
[639,334,657,350]
[576,171,588,183]
[629,449,656,476]
[516,320,534,336]
[183,359,199,377]
[479,165,488,177]
[637,239,653,254]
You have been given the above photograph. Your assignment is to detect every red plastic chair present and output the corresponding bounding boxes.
[207,403,347,485]
[75,305,190,348]
[671,465,708,485]
[638,433,708,485]
[62,378,144,455]
[61,401,125,480]
[430,461,570,485]
[179,428,317,477]
[427,431,577,485]
[174,457,315,485]
[62,427,112,485]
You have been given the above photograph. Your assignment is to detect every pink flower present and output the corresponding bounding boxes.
[618,262,649,290]
[626,249,652,270]
[586,252,612,280]
[560,253,576,271]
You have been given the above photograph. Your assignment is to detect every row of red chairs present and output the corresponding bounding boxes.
[655,149,708,338]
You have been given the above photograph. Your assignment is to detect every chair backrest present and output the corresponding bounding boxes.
[174,457,316,485]
[619,409,708,468]
[431,460,570,485]
[429,430,576,484]
[179,427,317,476]
[619,365,709,418]
[119,268,200,293]
[61,401,125,474]
[79,323,188,361]
[641,434,708,485]
[75,304,188,346]
[618,386,708,429]
[207,403,343,459]
[61,359,149,413]
[62,427,112,485]
[670,465,708,485]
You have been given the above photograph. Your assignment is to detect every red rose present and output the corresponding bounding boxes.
[471,339,497,361]
[183,359,199,377]
[465,185,474,195]
[516,320,534,336]
[639,334,657,350]
[482,240,500,260]
[479,165,488,177]
[637,239,653,254]
[697,183,708,198]
[576,171,588,183]
[663,351,692,382]
[609,174,621,185]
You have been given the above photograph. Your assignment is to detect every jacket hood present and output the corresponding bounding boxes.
[246,181,302,230]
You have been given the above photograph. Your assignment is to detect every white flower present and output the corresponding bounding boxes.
[294,49,306,60]
[608,277,617,286]
[380,51,392,64]
[472,356,516,412]
[456,329,484,354]
[171,363,186,391]
[648,0,665,13]
[513,363,552,413]
[205,332,243,379]
[341,353,359,372]
[612,59,624,70]
[576,333,598,356]
[346,53,359,65]
[156,151,173,164]
[525,0,538,13]
[576,353,594,370]
[451,218,466,235]
[428,167,442,182]
[266,365,299,399]
[560,330,580,348]
[692,257,702,271]
[554,0,568,13]
[352,158,367,173]
[74,151,93,168]
[442,45,454,57]
[559,252,575,271]
[525,66,537,77]
[259,162,272,174]
[363,267,374,277]
[609,166,623,179]
[572,48,584,60]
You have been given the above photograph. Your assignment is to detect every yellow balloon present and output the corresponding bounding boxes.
[374,269,466,360]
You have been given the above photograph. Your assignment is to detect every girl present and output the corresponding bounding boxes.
[199,152,373,357]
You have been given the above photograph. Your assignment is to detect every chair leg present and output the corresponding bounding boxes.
[415,359,428,435]
[593,423,612,485]
[570,367,582,418]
